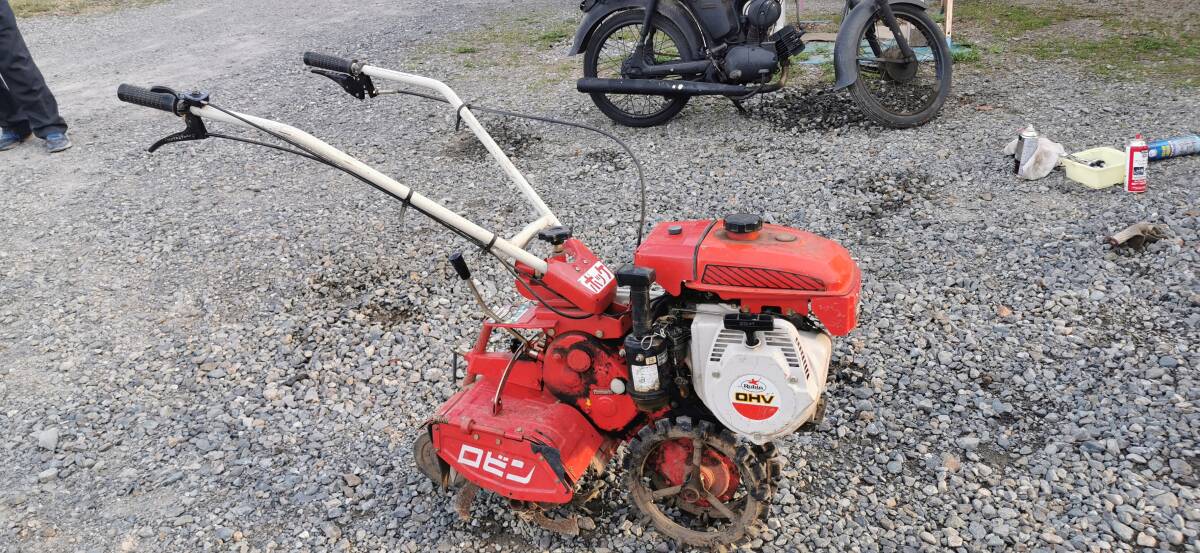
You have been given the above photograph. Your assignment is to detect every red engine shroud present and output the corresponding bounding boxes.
[634,219,861,335]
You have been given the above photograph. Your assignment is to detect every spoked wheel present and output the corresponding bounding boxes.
[848,3,952,128]
[583,11,696,127]
[624,417,781,548]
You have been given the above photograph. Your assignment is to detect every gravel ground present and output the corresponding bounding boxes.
[2,1,1198,552]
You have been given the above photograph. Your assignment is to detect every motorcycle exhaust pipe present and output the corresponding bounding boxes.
[577,78,759,97]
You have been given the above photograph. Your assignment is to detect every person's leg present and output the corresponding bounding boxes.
[0,72,33,150]
[0,0,67,139]
[0,70,33,137]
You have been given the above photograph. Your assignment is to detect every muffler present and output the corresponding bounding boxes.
[577,78,759,97]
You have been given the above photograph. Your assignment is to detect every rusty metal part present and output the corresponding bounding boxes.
[570,476,607,511]
[454,482,480,520]
[623,416,780,547]
[514,507,594,536]
[649,435,741,519]
[1108,222,1167,249]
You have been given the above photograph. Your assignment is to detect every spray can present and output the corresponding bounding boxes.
[1148,134,1200,161]
[1014,125,1039,174]
[1125,134,1148,194]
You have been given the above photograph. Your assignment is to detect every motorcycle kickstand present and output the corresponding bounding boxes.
[729,97,749,115]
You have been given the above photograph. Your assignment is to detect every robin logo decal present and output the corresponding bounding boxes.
[456,444,535,484]
[729,375,779,420]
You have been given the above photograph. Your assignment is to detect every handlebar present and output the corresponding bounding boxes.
[114,56,560,275]
[303,51,356,74]
[117,84,180,114]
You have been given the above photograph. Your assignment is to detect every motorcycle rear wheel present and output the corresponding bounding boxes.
[847,3,952,128]
[583,11,695,127]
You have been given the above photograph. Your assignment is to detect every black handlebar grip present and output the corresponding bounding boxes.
[303,52,355,74]
[117,84,179,113]
[448,252,472,281]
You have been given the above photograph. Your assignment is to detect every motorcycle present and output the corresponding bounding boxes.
[116,52,862,548]
[571,0,953,128]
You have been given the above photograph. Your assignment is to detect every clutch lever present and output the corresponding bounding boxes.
[310,69,378,100]
[146,89,212,152]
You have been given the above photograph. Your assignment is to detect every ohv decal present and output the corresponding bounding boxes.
[729,375,779,420]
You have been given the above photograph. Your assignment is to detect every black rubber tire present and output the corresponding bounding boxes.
[848,4,952,129]
[583,10,695,127]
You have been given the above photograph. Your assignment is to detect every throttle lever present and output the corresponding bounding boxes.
[310,69,377,100]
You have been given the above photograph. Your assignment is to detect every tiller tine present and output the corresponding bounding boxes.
[454,482,480,521]
[514,505,595,536]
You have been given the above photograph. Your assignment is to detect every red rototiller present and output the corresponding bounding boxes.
[117,52,861,548]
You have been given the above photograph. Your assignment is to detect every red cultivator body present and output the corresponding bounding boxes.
[118,53,861,548]
[423,215,861,545]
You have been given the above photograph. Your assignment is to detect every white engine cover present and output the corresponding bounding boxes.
[689,304,832,444]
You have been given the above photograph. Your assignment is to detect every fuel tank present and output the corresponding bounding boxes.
[633,215,861,335]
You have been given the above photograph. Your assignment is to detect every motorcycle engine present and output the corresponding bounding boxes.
[722,45,779,83]
[743,0,782,30]
[721,0,782,82]
[688,304,831,444]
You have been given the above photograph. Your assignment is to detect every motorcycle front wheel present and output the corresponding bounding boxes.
[847,3,952,128]
[583,11,696,127]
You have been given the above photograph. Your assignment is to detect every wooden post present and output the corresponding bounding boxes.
[943,0,954,45]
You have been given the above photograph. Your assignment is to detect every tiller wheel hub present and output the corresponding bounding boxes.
[652,437,741,515]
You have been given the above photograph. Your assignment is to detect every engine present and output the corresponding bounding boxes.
[689,304,831,443]
[692,0,803,82]
[743,0,782,32]
[723,45,778,84]
[632,213,861,442]
[728,0,783,84]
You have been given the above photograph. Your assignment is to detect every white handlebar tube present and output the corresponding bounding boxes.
[359,65,562,229]
[191,105,550,275]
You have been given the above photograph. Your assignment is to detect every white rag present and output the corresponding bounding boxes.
[1004,137,1067,180]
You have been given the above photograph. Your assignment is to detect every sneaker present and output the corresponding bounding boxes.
[0,129,31,151]
[44,132,72,153]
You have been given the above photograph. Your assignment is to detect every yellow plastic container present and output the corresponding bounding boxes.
[1063,147,1126,189]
